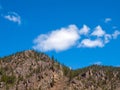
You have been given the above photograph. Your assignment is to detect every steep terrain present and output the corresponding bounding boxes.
[0,50,120,90]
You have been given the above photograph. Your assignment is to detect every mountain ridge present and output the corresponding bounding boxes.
[0,50,120,90]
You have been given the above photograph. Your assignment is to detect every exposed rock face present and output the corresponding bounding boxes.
[0,50,120,90]
[69,67,120,90]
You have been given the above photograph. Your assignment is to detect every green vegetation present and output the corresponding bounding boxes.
[1,74,16,85]
[62,64,71,76]
[0,67,16,86]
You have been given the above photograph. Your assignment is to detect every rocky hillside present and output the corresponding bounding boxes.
[0,50,120,90]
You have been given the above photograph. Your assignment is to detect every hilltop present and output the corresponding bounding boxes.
[0,50,120,90]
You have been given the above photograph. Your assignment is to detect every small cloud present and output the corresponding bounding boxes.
[91,26,105,37]
[33,25,80,52]
[78,39,104,48]
[0,5,2,10]
[79,25,90,35]
[93,61,102,65]
[112,26,117,29]
[112,30,120,39]
[104,34,112,44]
[3,12,21,25]
[104,18,112,23]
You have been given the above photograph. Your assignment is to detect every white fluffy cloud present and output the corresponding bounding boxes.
[112,30,120,39]
[79,39,104,48]
[4,12,21,25]
[79,25,90,35]
[105,18,112,23]
[91,26,105,37]
[33,25,80,52]
[33,24,120,52]
[79,29,120,48]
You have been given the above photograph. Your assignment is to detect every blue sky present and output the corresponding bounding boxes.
[0,0,120,69]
